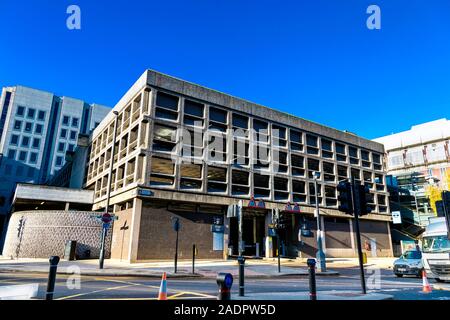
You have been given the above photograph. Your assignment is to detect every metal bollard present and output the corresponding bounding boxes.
[216,273,233,300]
[238,256,245,296]
[307,258,317,301]
[46,256,60,300]
[192,244,196,274]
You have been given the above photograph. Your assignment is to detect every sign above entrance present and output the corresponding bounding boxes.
[283,202,301,213]
[247,197,266,209]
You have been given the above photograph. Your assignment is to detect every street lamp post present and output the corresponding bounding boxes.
[313,171,326,272]
[99,111,119,269]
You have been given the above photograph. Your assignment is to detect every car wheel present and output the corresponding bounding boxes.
[436,278,445,283]
[417,269,424,278]
[395,274,403,278]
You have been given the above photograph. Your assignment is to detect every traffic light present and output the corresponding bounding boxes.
[357,184,372,216]
[337,180,353,215]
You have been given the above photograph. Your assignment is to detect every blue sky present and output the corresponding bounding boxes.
[0,0,449,139]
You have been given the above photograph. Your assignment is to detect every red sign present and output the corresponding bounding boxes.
[247,197,266,209]
[283,202,301,213]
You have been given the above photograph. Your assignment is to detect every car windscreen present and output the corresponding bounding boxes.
[422,236,450,253]
[403,250,422,259]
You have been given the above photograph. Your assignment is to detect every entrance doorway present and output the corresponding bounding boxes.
[229,209,266,257]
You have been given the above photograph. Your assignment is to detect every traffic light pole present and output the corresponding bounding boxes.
[314,177,326,272]
[351,176,367,294]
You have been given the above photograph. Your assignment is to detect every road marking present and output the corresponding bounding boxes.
[56,284,136,300]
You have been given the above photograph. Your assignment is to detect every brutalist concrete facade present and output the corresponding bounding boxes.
[87,70,393,262]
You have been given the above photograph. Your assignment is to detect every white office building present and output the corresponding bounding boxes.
[0,85,110,219]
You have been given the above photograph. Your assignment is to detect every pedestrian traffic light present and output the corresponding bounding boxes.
[357,184,372,216]
[337,180,353,215]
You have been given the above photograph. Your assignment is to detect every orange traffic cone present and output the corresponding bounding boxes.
[422,270,432,293]
[158,272,168,300]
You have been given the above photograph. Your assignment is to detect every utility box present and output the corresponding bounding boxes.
[64,240,77,261]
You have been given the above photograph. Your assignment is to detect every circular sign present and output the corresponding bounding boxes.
[101,213,112,224]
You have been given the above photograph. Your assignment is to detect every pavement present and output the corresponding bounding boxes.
[233,291,394,300]
[434,283,450,291]
[0,257,340,279]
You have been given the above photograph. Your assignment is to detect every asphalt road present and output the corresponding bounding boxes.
[0,267,449,300]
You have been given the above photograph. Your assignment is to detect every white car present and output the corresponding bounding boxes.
[393,250,423,278]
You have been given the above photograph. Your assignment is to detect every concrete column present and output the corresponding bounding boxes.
[264,211,273,258]
[321,215,326,254]
[128,198,143,263]
[349,218,357,257]
[223,215,230,260]
[386,221,394,257]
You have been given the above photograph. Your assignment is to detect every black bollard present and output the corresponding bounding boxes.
[46,256,60,300]
[192,244,196,274]
[307,258,317,301]
[216,273,233,300]
[238,256,245,296]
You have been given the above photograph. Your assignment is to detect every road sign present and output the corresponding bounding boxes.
[101,213,112,224]
[392,211,402,224]
[172,217,180,232]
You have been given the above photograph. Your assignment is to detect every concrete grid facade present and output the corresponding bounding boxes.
[86,70,393,262]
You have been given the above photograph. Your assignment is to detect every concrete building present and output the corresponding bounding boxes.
[0,85,110,236]
[86,70,392,262]
[373,119,450,242]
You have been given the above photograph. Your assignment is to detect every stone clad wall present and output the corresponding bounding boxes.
[2,211,112,259]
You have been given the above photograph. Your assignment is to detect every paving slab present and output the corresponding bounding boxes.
[233,291,394,300]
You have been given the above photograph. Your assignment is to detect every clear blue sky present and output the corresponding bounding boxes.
[1,0,449,139]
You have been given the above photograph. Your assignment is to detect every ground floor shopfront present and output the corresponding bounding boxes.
[107,194,393,263]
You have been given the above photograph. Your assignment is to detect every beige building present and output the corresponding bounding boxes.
[86,70,393,262]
